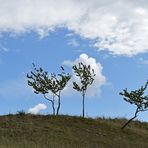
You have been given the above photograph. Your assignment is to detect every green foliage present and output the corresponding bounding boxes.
[50,66,71,93]
[72,63,95,94]
[27,64,71,96]
[120,80,148,129]
[120,80,148,112]
[27,63,50,95]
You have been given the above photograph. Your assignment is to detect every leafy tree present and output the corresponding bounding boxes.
[51,67,71,115]
[27,63,55,115]
[120,80,148,129]
[27,63,71,115]
[72,62,96,118]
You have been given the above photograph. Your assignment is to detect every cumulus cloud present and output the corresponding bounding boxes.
[0,0,148,56]
[63,53,106,97]
[28,103,47,114]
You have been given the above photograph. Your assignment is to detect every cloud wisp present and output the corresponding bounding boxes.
[63,53,106,97]
[0,0,148,56]
[28,103,47,114]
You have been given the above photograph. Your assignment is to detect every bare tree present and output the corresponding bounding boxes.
[120,80,148,129]
[72,62,96,118]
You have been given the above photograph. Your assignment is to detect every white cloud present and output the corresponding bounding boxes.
[28,103,47,114]
[63,53,106,97]
[0,0,148,56]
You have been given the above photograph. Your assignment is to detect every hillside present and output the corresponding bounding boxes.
[0,114,148,148]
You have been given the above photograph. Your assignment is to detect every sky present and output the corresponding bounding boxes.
[0,0,148,121]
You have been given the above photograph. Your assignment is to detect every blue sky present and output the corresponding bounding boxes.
[0,0,148,122]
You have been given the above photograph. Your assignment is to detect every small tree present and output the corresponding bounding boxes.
[51,67,71,115]
[72,62,96,118]
[27,63,71,115]
[120,80,148,129]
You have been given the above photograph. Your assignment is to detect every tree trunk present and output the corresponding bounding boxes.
[52,94,55,115]
[82,93,85,118]
[56,92,61,115]
[121,108,139,129]
[51,101,55,115]
[44,94,55,115]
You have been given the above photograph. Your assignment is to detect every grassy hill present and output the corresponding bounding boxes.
[0,114,148,148]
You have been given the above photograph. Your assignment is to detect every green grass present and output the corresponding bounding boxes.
[0,114,148,148]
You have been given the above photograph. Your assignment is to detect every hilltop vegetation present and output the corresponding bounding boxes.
[0,114,148,148]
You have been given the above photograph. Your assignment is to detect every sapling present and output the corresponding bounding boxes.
[120,80,148,129]
[72,62,96,118]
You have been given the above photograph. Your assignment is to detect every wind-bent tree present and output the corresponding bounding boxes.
[120,80,148,129]
[51,67,71,115]
[72,62,96,118]
[27,63,71,115]
[27,63,55,115]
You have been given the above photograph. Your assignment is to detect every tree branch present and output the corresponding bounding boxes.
[43,94,53,103]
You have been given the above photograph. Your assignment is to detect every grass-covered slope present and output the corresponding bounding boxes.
[0,114,148,148]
